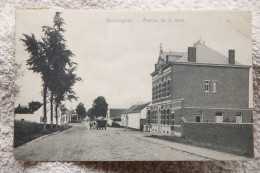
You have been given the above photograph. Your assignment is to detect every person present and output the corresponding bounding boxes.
[89,121,92,130]
[124,115,128,131]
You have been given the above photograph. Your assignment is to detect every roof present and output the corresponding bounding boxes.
[161,51,185,62]
[123,102,151,114]
[109,109,127,118]
[162,40,243,65]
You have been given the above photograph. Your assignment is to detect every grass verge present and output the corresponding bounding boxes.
[14,120,72,148]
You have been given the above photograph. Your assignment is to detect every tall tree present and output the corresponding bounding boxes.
[76,102,87,120]
[54,65,81,127]
[21,33,50,131]
[21,12,80,130]
[92,96,108,118]
[42,12,75,128]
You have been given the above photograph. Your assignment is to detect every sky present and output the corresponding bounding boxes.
[15,10,253,110]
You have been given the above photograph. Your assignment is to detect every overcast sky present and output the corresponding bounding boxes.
[15,10,252,110]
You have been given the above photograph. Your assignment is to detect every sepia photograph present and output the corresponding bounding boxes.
[14,10,253,161]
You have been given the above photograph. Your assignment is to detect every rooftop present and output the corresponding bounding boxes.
[158,40,242,65]
[123,102,151,114]
[109,109,127,118]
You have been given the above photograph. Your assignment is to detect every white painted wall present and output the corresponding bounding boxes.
[15,106,69,126]
[121,114,127,126]
[128,112,141,129]
[140,108,148,119]
[121,103,151,129]
[15,113,40,123]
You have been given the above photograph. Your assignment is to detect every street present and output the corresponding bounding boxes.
[14,123,248,161]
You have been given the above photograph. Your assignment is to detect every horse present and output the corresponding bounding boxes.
[89,121,97,130]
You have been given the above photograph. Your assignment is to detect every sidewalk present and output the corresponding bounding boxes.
[126,130,250,161]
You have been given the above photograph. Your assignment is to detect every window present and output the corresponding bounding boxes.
[155,85,158,100]
[159,84,161,98]
[205,81,210,92]
[167,80,171,96]
[215,112,223,123]
[212,81,217,93]
[163,82,166,97]
[236,112,242,123]
[196,116,201,122]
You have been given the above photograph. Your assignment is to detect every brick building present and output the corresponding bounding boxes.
[146,40,253,136]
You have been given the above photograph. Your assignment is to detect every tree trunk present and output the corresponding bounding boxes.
[43,84,47,131]
[55,102,59,128]
[50,91,54,129]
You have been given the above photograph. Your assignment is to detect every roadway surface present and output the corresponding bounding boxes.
[14,122,248,161]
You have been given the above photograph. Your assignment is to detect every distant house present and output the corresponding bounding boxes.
[121,102,151,130]
[15,105,70,126]
[106,108,127,125]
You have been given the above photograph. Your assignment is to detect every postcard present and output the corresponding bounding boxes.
[14,10,253,161]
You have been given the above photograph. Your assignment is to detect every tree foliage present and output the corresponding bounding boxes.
[92,96,108,117]
[14,104,31,114]
[87,108,95,121]
[28,101,42,112]
[20,12,81,130]
[14,101,42,114]
[76,102,87,120]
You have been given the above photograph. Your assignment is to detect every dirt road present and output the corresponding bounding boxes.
[14,123,247,161]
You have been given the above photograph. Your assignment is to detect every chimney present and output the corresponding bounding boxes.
[188,47,196,62]
[166,55,169,62]
[155,64,158,71]
[228,50,235,64]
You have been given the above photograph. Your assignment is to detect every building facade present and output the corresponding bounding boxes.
[147,41,253,136]
[121,102,151,130]
[15,105,70,126]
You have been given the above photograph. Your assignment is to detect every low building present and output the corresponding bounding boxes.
[15,105,70,126]
[121,102,151,130]
[106,108,127,126]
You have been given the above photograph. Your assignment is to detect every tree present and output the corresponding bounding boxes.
[21,33,50,131]
[76,102,87,120]
[87,108,95,121]
[21,12,80,130]
[92,96,108,118]
[14,104,31,114]
[54,66,81,127]
[28,101,42,112]
[42,12,76,128]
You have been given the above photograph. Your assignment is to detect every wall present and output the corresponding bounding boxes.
[127,112,141,129]
[182,107,253,123]
[121,113,141,129]
[140,108,148,119]
[171,64,250,108]
[183,122,253,157]
[15,106,63,126]
[15,113,39,123]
